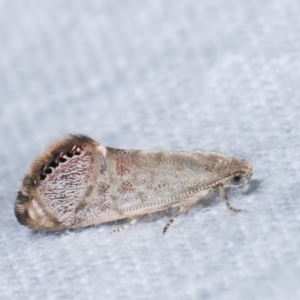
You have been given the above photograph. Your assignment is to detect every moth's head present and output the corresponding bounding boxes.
[14,135,103,231]
[224,158,253,188]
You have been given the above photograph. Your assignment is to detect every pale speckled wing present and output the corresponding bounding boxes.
[76,148,251,225]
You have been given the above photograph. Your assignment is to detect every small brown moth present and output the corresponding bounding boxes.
[15,135,252,234]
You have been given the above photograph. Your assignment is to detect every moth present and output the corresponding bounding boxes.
[15,135,253,234]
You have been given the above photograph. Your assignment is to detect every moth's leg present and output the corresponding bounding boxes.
[217,185,241,213]
[163,209,181,235]
[112,216,143,233]
[163,198,201,234]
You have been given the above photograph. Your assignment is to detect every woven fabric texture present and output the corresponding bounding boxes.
[1,1,300,299]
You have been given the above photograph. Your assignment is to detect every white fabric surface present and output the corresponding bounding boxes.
[1,0,300,299]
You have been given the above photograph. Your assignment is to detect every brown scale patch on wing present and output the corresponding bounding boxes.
[85,185,94,197]
[97,182,111,212]
[112,149,133,176]
[75,201,88,213]
[119,180,134,194]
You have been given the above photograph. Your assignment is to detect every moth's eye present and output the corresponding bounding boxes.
[232,174,242,185]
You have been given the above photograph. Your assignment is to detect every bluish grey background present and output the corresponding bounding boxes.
[1,0,300,299]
